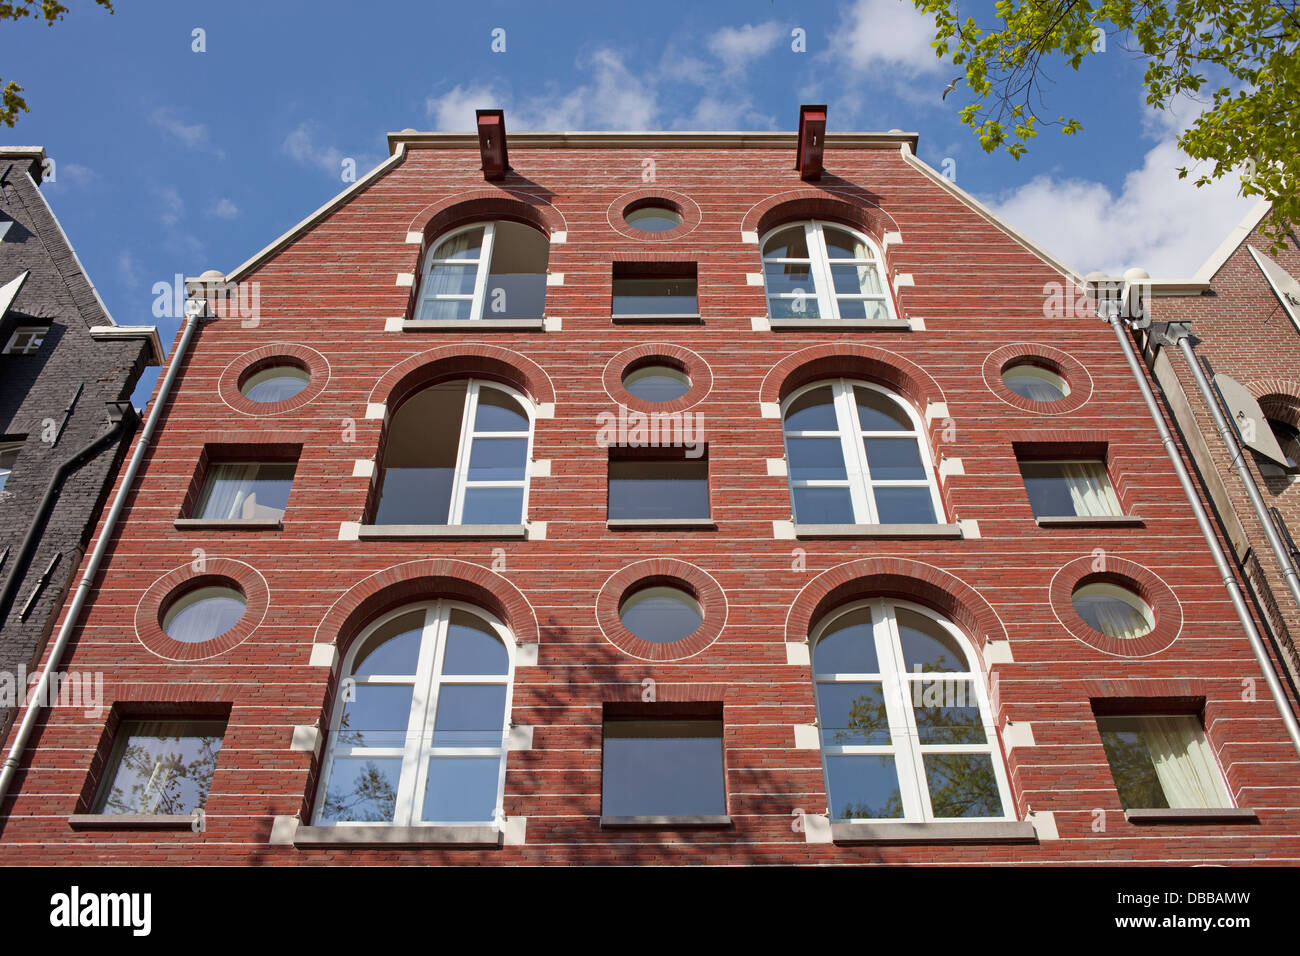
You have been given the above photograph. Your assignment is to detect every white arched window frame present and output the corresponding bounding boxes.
[415,221,549,321]
[811,598,1015,822]
[760,220,895,321]
[781,379,945,525]
[314,600,516,827]
[376,378,536,526]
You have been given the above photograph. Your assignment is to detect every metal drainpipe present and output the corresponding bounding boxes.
[1171,331,1300,613]
[0,297,205,815]
[1105,303,1300,756]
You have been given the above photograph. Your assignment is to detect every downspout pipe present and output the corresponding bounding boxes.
[0,297,205,816]
[1171,330,1300,615]
[0,399,133,625]
[1103,294,1300,757]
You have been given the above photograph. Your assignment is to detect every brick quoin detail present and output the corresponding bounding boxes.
[1048,554,1183,657]
[982,343,1094,416]
[596,559,727,661]
[602,343,712,414]
[605,188,702,242]
[135,558,270,661]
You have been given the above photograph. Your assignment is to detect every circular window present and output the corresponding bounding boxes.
[622,364,690,403]
[1071,582,1153,640]
[618,586,703,644]
[241,365,310,403]
[625,204,683,233]
[1002,362,1070,402]
[162,585,247,643]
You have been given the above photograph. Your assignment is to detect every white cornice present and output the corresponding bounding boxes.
[385,129,921,154]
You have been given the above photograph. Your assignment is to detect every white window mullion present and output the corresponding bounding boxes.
[469,223,496,320]
[833,380,873,523]
[447,382,481,524]
[808,222,837,319]
[877,605,928,819]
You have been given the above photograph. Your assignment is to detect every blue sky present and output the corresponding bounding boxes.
[3,0,1257,404]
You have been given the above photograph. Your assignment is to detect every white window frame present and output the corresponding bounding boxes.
[416,221,547,321]
[781,378,944,525]
[760,220,895,321]
[314,600,516,828]
[812,598,1016,823]
[3,326,46,355]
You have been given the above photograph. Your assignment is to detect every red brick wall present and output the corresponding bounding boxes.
[3,142,1298,864]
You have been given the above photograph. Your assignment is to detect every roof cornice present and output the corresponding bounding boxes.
[386,129,921,155]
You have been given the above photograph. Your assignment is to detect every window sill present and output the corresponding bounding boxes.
[68,814,198,831]
[293,824,502,847]
[1035,515,1145,528]
[611,313,702,324]
[794,523,964,539]
[607,517,716,530]
[357,524,528,540]
[769,318,910,331]
[830,820,1038,844]
[173,517,282,531]
[402,319,545,332]
[1124,808,1259,825]
[599,815,732,829]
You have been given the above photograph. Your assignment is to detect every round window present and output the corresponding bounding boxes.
[1071,582,1153,640]
[618,585,702,644]
[625,205,683,233]
[163,585,247,643]
[241,365,310,403]
[1002,362,1070,402]
[623,364,690,402]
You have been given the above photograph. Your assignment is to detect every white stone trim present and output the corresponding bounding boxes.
[1002,721,1036,750]
[793,724,820,749]
[502,816,528,845]
[740,230,759,244]
[365,402,386,420]
[908,316,926,331]
[269,815,299,845]
[958,519,980,539]
[352,459,375,478]
[803,813,833,843]
[746,272,764,286]
[384,316,403,332]
[531,459,551,478]
[939,457,964,478]
[396,272,414,287]
[535,402,556,419]
[515,643,539,668]
[785,641,810,666]
[924,401,949,424]
[309,643,337,668]
[546,272,564,286]
[338,521,361,541]
[772,519,796,539]
[892,272,915,295]
[527,521,547,540]
[291,725,320,752]
[759,401,781,419]
[507,724,534,751]
[983,640,1014,664]
[766,457,788,477]
[751,316,772,331]
[405,231,424,245]
[543,316,562,331]
[1028,810,1058,840]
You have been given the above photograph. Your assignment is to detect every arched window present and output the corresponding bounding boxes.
[781,379,943,525]
[314,600,515,826]
[811,599,1014,822]
[416,221,549,320]
[761,221,893,320]
[374,379,533,526]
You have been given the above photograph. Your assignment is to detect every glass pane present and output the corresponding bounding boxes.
[422,756,500,822]
[873,487,937,524]
[432,227,484,259]
[1072,587,1152,639]
[612,277,697,315]
[474,389,529,431]
[376,383,465,524]
[96,721,223,815]
[836,298,889,321]
[602,720,725,816]
[763,262,816,296]
[443,609,509,675]
[623,366,690,402]
[768,295,821,319]
[784,386,838,431]
[922,753,1003,817]
[762,226,811,259]
[896,608,967,672]
[375,468,453,524]
[337,685,414,748]
[467,437,528,481]
[608,460,709,520]
[1019,462,1078,516]
[483,273,546,319]
[461,487,524,524]
[912,681,986,744]
[825,754,903,820]
[352,611,424,676]
[196,462,295,520]
[830,263,883,296]
[1003,367,1068,401]
[823,227,870,259]
[792,486,855,524]
[432,685,507,747]
[1097,716,1171,810]
[786,437,847,481]
[863,437,926,480]
[415,297,473,321]
[163,587,245,643]
[817,682,890,745]
[241,366,308,403]
[424,263,477,295]
[813,606,878,674]
[619,587,702,644]
[626,206,682,232]
[855,388,912,431]
[318,757,402,823]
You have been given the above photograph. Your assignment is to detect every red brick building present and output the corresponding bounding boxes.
[2,113,1298,864]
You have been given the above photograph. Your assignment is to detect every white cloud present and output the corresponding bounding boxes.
[151,108,221,156]
[830,0,944,75]
[708,22,785,72]
[156,186,183,227]
[283,122,381,180]
[983,136,1257,276]
[424,84,503,131]
[207,198,239,219]
[117,251,141,288]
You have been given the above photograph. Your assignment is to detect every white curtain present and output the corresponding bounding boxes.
[200,464,259,519]
[1141,715,1230,808]
[419,230,483,318]
[1020,377,1066,402]
[1061,462,1121,516]
[1088,596,1150,641]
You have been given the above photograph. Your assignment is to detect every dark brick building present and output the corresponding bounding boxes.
[0,147,159,745]
[1,117,1298,864]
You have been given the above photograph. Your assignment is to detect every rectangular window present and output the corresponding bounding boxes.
[0,441,19,494]
[1097,714,1231,810]
[1018,459,1121,517]
[612,263,698,317]
[602,717,726,818]
[608,455,709,521]
[92,719,226,816]
[194,461,296,520]
[3,326,46,355]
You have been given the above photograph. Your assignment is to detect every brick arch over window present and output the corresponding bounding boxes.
[408,190,566,245]
[314,559,541,658]
[742,190,901,245]
[1246,379,1300,430]
[760,343,946,413]
[785,558,1008,657]
[368,344,556,411]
